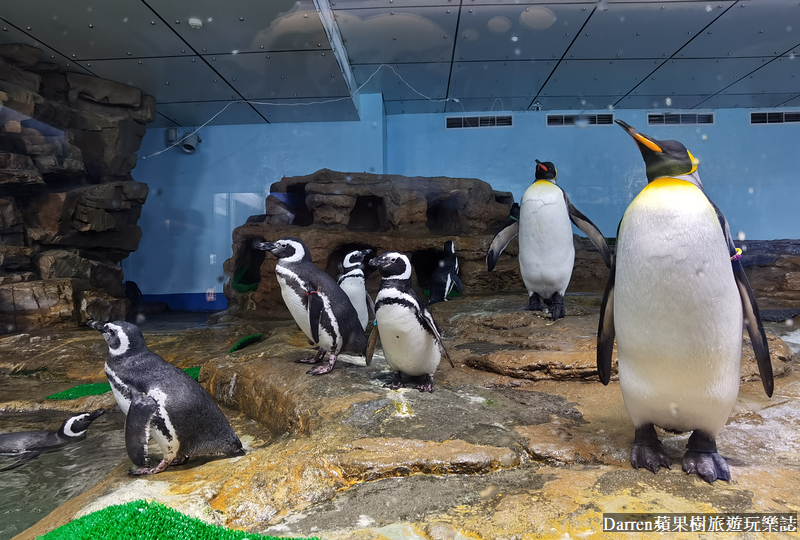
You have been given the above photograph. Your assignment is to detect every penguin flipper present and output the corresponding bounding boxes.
[564,193,612,268]
[125,393,158,467]
[307,288,323,344]
[597,261,616,385]
[486,222,519,271]
[452,274,464,293]
[365,322,379,366]
[366,292,376,320]
[0,452,40,472]
[421,308,455,368]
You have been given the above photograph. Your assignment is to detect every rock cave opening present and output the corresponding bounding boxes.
[410,248,445,291]
[282,183,313,226]
[347,195,388,232]
[426,194,465,235]
[325,242,378,281]
[232,238,265,293]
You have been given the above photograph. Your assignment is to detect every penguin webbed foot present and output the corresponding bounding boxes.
[631,424,671,474]
[129,457,171,476]
[525,293,544,312]
[682,430,729,483]
[296,348,324,364]
[383,371,404,390]
[170,455,189,467]
[546,293,566,320]
[414,374,435,393]
[307,353,337,375]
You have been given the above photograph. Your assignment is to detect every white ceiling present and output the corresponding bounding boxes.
[1,0,798,127]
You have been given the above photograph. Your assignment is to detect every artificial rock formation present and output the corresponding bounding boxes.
[0,44,152,332]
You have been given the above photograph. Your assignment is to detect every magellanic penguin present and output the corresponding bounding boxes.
[88,320,245,475]
[486,161,611,319]
[428,240,463,305]
[597,120,773,483]
[337,248,375,331]
[369,252,454,392]
[0,409,105,471]
[255,237,367,374]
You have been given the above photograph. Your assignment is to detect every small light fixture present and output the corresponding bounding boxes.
[182,132,201,154]
[166,127,178,147]
[188,18,203,29]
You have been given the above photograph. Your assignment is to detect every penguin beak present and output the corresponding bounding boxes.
[253,240,276,252]
[86,320,105,331]
[615,120,663,154]
[535,159,547,173]
[368,254,385,268]
[87,409,105,420]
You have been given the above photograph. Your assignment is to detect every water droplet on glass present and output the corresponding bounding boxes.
[665,97,672,106]
[706,5,712,12]
[669,402,679,416]
[737,231,746,241]
[135,313,147,325]
[748,187,754,194]
[786,318,795,327]
[702,134,708,141]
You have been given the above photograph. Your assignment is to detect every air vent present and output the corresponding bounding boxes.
[546,113,614,127]
[751,111,800,124]
[445,115,513,129]
[648,113,714,125]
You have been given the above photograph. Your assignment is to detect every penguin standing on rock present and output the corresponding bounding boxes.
[88,320,245,475]
[337,249,375,331]
[254,237,367,374]
[597,120,773,483]
[487,160,611,319]
[369,252,454,392]
[0,409,105,471]
[428,240,463,305]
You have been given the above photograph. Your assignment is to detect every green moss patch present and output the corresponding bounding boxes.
[232,266,259,293]
[46,368,202,400]
[228,334,264,354]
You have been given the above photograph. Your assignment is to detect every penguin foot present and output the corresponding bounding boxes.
[414,374,435,393]
[631,444,672,473]
[383,371,404,390]
[296,349,324,364]
[170,455,189,467]
[682,451,730,483]
[130,458,171,476]
[547,293,566,320]
[307,354,337,375]
[525,293,544,311]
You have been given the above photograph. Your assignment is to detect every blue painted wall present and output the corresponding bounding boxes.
[124,97,799,306]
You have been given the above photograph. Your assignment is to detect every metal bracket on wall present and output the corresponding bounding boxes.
[313,0,356,96]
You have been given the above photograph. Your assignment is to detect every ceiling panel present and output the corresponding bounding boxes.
[146,0,331,56]
[331,0,454,7]
[0,22,92,75]
[449,60,553,98]
[541,59,663,97]
[156,100,264,127]
[251,97,358,123]
[679,0,800,58]
[444,97,533,113]
[719,56,800,95]
[87,56,239,103]
[1,0,192,60]
[384,99,446,114]
[633,58,770,96]
[615,94,709,110]
[453,4,592,62]
[148,112,180,128]
[335,7,457,64]
[700,93,799,109]
[567,2,734,60]
[207,51,350,100]
[352,63,449,101]
[535,95,620,111]
[778,95,800,108]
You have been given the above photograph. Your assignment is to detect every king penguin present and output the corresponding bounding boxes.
[369,252,454,392]
[255,237,367,374]
[428,240,463,305]
[337,248,375,331]
[0,409,105,471]
[597,120,773,483]
[88,320,245,475]
[487,160,611,319]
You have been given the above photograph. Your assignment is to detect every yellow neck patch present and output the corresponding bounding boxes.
[641,177,697,192]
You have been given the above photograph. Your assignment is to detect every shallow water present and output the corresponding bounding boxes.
[0,410,126,540]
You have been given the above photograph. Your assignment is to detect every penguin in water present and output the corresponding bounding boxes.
[0,409,105,471]
[87,320,245,475]
[337,248,375,331]
[597,120,773,483]
[428,240,463,305]
[254,237,367,374]
[487,160,611,319]
[369,252,454,392]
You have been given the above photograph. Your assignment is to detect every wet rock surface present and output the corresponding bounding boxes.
[2,295,799,540]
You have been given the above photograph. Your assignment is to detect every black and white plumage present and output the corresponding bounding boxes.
[337,249,375,330]
[369,252,454,393]
[254,237,367,375]
[428,240,463,305]
[0,409,105,471]
[87,320,244,475]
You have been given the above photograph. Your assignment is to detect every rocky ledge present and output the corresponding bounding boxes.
[3,294,799,539]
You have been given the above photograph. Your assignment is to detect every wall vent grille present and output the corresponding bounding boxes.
[445,115,513,129]
[751,111,800,124]
[648,113,714,125]
[546,113,614,127]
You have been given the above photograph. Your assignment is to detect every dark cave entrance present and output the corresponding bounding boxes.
[232,237,266,293]
[410,247,445,291]
[325,242,378,281]
[347,195,388,232]
[426,194,465,235]
[280,183,313,227]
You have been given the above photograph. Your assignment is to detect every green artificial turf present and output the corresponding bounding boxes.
[38,499,318,540]
[232,266,259,293]
[45,367,202,400]
[228,333,264,353]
